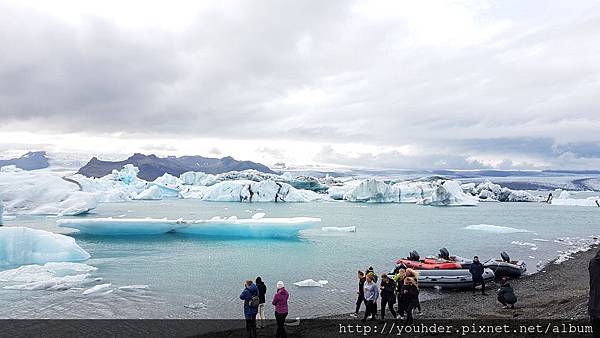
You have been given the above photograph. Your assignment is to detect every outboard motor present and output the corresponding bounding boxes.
[501,251,510,263]
[409,250,420,261]
[438,248,450,260]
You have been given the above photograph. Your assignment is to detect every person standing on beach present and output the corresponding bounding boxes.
[401,277,419,325]
[255,277,267,329]
[589,248,600,337]
[240,280,259,338]
[379,274,398,320]
[351,271,366,318]
[394,267,407,318]
[404,268,422,313]
[469,256,486,295]
[497,277,517,309]
[361,274,378,323]
[272,281,289,338]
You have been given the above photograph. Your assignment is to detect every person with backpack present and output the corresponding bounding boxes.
[497,277,517,309]
[240,280,259,338]
[255,277,267,328]
[393,267,407,319]
[469,256,486,295]
[272,281,289,338]
[361,274,378,323]
[379,274,397,320]
[351,271,367,318]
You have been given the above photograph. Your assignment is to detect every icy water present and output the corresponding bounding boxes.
[1,200,599,319]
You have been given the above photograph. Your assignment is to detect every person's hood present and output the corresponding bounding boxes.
[278,288,288,297]
[248,283,258,293]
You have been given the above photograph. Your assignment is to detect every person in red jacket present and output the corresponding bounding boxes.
[272,281,289,338]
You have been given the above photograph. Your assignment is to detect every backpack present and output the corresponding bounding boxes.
[250,291,260,308]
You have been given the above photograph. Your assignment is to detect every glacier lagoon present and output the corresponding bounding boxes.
[0,199,599,319]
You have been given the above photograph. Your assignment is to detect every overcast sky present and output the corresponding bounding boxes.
[1,0,599,169]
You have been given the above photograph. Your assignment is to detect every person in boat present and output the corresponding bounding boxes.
[361,274,378,323]
[240,280,259,338]
[405,268,422,313]
[351,271,367,318]
[379,274,397,320]
[255,277,267,328]
[272,281,289,338]
[497,277,517,309]
[401,277,419,325]
[589,248,600,337]
[393,267,407,318]
[469,256,486,295]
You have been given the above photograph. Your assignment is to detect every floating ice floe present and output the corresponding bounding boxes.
[57,218,189,235]
[0,262,97,291]
[293,279,329,287]
[0,166,96,215]
[464,224,532,234]
[321,226,356,232]
[511,241,537,247]
[461,180,540,202]
[0,227,90,267]
[83,283,112,295]
[58,216,321,238]
[118,284,149,291]
[550,191,600,207]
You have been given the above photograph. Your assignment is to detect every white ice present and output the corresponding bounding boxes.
[293,279,328,287]
[58,216,321,238]
[0,262,97,291]
[57,218,189,235]
[0,166,96,215]
[0,227,90,267]
[83,283,112,295]
[321,226,356,232]
[464,224,533,234]
[550,190,600,207]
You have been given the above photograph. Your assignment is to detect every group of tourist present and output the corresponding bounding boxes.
[351,266,421,325]
[240,277,289,338]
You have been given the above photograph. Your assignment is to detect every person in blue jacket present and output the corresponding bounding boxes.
[469,256,486,295]
[240,280,259,338]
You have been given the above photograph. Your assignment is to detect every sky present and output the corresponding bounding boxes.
[1,0,599,170]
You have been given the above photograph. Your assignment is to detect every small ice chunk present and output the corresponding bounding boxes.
[321,226,356,232]
[83,283,112,295]
[293,279,328,287]
[252,212,266,219]
[465,224,532,234]
[118,285,149,291]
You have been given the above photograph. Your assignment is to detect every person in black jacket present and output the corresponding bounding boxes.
[469,256,486,295]
[379,274,397,320]
[497,277,517,309]
[401,277,419,325]
[255,277,267,329]
[351,271,367,318]
[589,248,600,337]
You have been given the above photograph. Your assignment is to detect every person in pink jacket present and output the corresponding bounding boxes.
[272,281,289,338]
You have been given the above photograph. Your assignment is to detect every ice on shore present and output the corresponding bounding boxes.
[0,227,90,267]
[321,226,356,232]
[57,218,189,235]
[293,279,328,287]
[0,262,97,291]
[0,166,96,215]
[58,216,321,238]
[465,224,532,234]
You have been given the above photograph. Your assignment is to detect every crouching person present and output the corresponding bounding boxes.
[497,277,517,309]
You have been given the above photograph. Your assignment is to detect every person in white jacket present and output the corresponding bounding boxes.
[361,274,379,323]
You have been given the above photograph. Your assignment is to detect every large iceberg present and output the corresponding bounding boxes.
[181,179,325,202]
[0,227,90,267]
[0,166,96,215]
[58,216,321,238]
[462,180,540,202]
[332,178,476,206]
